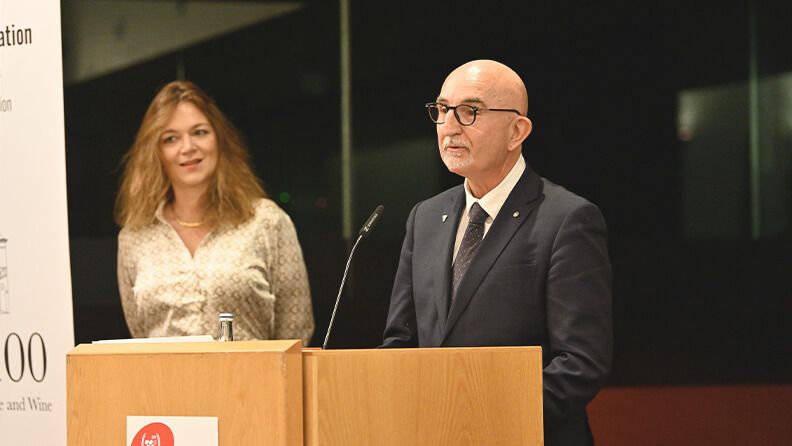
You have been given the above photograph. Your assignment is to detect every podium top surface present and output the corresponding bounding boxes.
[303,345,541,356]
[68,339,302,356]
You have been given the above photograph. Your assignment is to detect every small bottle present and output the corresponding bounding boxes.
[217,313,234,342]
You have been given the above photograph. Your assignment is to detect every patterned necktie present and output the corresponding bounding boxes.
[452,202,489,302]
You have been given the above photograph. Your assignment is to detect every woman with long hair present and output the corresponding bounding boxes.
[116,81,314,343]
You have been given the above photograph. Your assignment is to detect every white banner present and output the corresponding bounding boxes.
[0,0,75,444]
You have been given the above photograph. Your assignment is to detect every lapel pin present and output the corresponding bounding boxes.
[513,211,520,218]
[442,214,448,222]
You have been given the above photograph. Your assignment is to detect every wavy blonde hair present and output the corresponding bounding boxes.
[115,81,265,229]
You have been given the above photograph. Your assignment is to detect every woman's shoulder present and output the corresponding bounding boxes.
[118,221,166,247]
[251,198,293,226]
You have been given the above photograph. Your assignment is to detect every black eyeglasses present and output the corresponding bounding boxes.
[425,102,522,126]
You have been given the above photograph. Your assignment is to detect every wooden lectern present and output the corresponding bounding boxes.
[303,347,543,446]
[67,340,304,445]
[68,342,543,445]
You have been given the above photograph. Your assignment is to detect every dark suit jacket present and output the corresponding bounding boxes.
[382,166,612,446]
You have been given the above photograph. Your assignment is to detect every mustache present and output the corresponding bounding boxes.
[442,137,470,150]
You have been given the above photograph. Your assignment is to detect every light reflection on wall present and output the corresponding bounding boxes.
[678,72,792,239]
[756,73,792,237]
[62,0,302,84]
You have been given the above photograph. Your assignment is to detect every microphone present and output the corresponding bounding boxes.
[322,205,384,349]
[358,205,384,238]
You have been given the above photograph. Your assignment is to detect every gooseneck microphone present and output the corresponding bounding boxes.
[322,205,384,349]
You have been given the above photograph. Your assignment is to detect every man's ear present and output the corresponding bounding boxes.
[508,117,533,152]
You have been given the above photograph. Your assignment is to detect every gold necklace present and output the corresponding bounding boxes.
[175,218,205,228]
[171,207,205,228]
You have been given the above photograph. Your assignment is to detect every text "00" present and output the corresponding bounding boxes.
[2,333,47,383]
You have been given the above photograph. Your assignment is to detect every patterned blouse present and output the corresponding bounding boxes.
[117,198,314,343]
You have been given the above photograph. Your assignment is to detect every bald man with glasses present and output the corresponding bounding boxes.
[382,60,612,446]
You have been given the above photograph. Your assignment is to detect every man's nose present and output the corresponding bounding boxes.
[438,111,463,134]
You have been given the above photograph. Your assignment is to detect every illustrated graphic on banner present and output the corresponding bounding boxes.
[0,235,9,313]
[0,0,75,444]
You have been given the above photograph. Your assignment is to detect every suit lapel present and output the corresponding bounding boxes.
[433,189,465,328]
[442,167,543,343]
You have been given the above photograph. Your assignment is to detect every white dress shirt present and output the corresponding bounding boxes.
[453,155,527,262]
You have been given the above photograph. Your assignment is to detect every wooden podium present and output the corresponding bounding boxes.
[67,342,543,446]
[303,346,543,446]
[67,340,304,445]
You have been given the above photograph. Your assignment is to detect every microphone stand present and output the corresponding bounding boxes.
[322,233,363,350]
[322,205,383,349]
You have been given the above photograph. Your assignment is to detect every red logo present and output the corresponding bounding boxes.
[131,422,175,446]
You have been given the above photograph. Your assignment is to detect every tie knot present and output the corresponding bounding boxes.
[468,202,489,225]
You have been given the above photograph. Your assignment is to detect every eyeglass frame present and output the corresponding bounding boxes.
[425,102,523,126]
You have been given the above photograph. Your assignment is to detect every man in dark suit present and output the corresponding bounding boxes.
[382,60,612,446]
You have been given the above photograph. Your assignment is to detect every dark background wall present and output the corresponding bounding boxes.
[64,0,791,387]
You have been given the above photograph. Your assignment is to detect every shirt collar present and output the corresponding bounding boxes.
[463,154,526,221]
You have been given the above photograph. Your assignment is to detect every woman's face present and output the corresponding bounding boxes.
[159,102,219,194]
